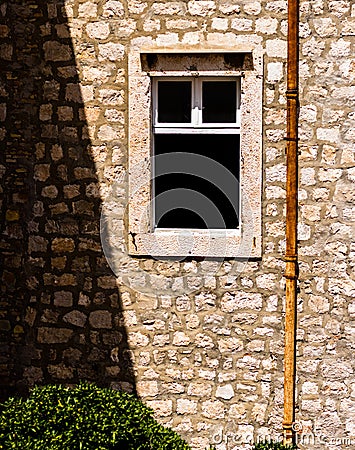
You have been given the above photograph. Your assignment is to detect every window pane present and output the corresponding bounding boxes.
[157,81,191,123]
[202,81,236,123]
[154,134,240,229]
[157,208,207,229]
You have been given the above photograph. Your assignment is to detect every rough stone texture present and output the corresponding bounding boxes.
[0,0,135,402]
[0,0,354,449]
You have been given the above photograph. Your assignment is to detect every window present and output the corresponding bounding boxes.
[153,78,241,230]
[128,49,262,258]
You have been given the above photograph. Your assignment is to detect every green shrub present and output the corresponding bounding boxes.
[253,440,297,450]
[0,382,191,450]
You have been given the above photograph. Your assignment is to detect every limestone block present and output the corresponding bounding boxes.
[216,384,234,400]
[301,205,321,222]
[58,106,73,121]
[102,1,124,17]
[28,236,48,253]
[146,400,172,417]
[321,361,353,380]
[98,125,121,141]
[72,168,94,180]
[244,1,261,15]
[251,403,267,423]
[50,144,63,161]
[267,62,283,82]
[313,18,337,37]
[99,89,124,105]
[329,39,351,57]
[319,168,342,182]
[221,292,263,312]
[247,340,265,352]
[128,1,148,15]
[231,18,253,31]
[54,291,73,307]
[52,238,75,253]
[195,333,214,349]
[98,43,125,61]
[300,167,316,186]
[48,364,74,379]
[265,163,286,182]
[218,2,241,15]
[302,399,322,414]
[256,17,278,34]
[152,3,186,15]
[218,337,243,353]
[302,37,325,58]
[173,331,190,346]
[187,382,212,397]
[181,31,203,45]
[23,367,43,385]
[195,293,216,311]
[43,41,72,61]
[143,20,161,32]
[63,310,87,327]
[176,295,191,311]
[308,295,330,313]
[89,311,112,329]
[188,1,216,16]
[79,2,98,17]
[298,223,311,241]
[329,0,350,17]
[37,327,73,344]
[63,184,80,199]
[211,18,228,31]
[39,104,52,121]
[137,380,159,397]
[201,400,225,419]
[86,22,110,39]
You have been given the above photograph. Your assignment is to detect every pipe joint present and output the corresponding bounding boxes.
[285,257,299,279]
[286,89,298,99]
[285,255,298,262]
[285,273,297,280]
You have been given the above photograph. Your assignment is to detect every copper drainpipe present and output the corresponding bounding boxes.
[283,0,299,445]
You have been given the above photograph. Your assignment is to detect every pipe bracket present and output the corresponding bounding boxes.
[285,255,298,262]
[286,89,298,99]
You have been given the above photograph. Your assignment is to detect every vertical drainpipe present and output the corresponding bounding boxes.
[283,0,299,446]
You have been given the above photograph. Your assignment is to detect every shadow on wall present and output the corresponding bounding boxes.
[0,0,135,400]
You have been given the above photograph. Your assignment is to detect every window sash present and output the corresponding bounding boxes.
[152,77,241,129]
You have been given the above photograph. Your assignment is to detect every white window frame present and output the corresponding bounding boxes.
[152,77,241,132]
[128,47,263,258]
[152,76,241,232]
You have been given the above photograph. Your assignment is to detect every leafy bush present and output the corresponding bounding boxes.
[253,440,297,450]
[0,382,191,450]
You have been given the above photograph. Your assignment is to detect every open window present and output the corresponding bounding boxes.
[153,77,241,230]
[128,49,262,258]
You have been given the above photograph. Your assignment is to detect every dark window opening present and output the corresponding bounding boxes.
[157,81,192,123]
[157,208,207,229]
[202,81,236,123]
[154,134,240,229]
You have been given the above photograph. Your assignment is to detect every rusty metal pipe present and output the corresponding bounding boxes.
[283,0,299,446]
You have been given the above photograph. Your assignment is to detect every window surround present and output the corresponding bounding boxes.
[128,46,263,258]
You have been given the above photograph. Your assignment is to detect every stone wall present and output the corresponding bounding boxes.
[295,1,355,448]
[0,1,354,449]
[0,0,135,399]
